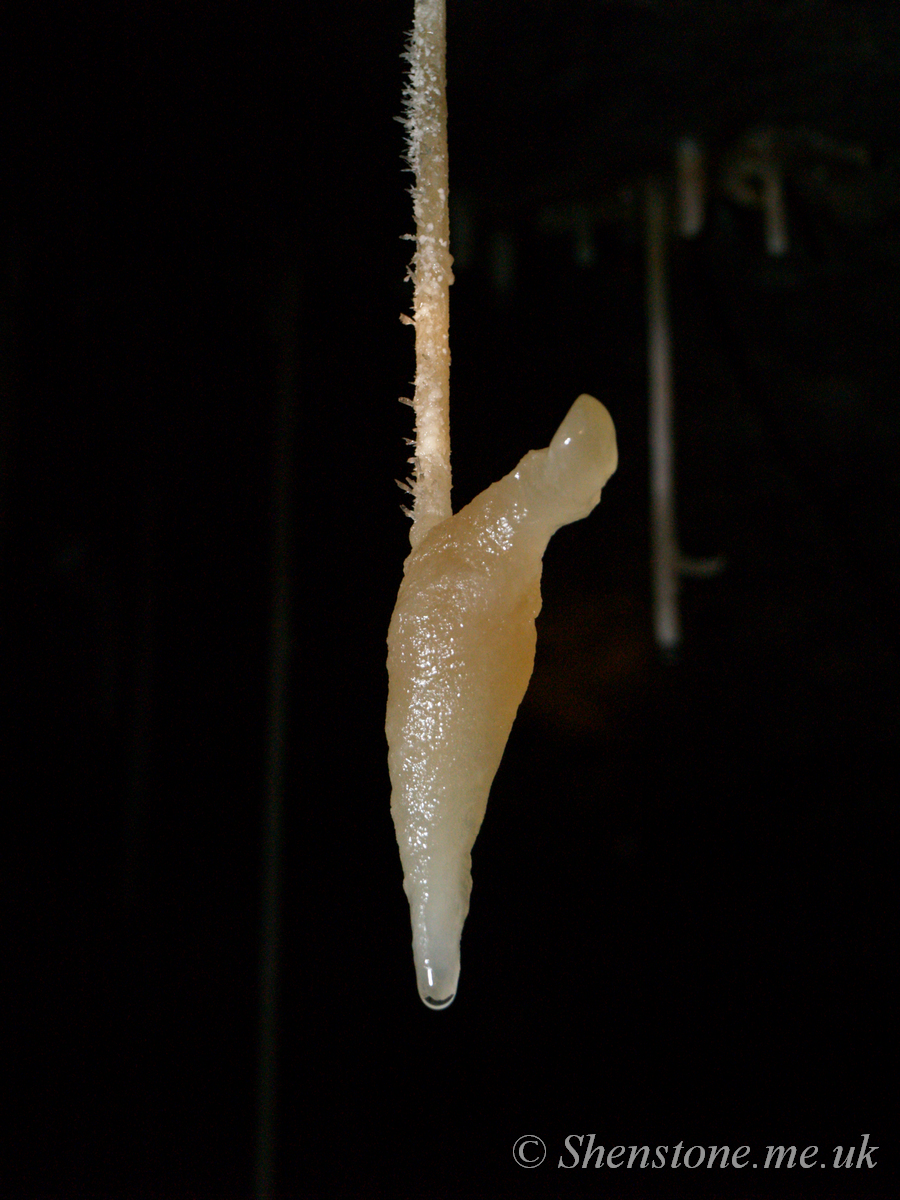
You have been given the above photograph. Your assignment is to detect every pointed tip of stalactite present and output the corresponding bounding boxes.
[414,940,461,1009]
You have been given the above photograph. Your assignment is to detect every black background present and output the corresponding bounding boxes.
[5,2,897,1197]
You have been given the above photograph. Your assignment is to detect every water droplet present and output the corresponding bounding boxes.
[423,992,455,1009]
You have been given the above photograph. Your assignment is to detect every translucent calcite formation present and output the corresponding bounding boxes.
[386,395,618,1007]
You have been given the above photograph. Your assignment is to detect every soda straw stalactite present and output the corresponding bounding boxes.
[400,0,453,548]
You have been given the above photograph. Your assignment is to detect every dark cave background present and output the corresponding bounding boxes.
[4,2,897,1197]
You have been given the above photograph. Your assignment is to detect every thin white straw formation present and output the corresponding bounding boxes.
[401,0,453,548]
